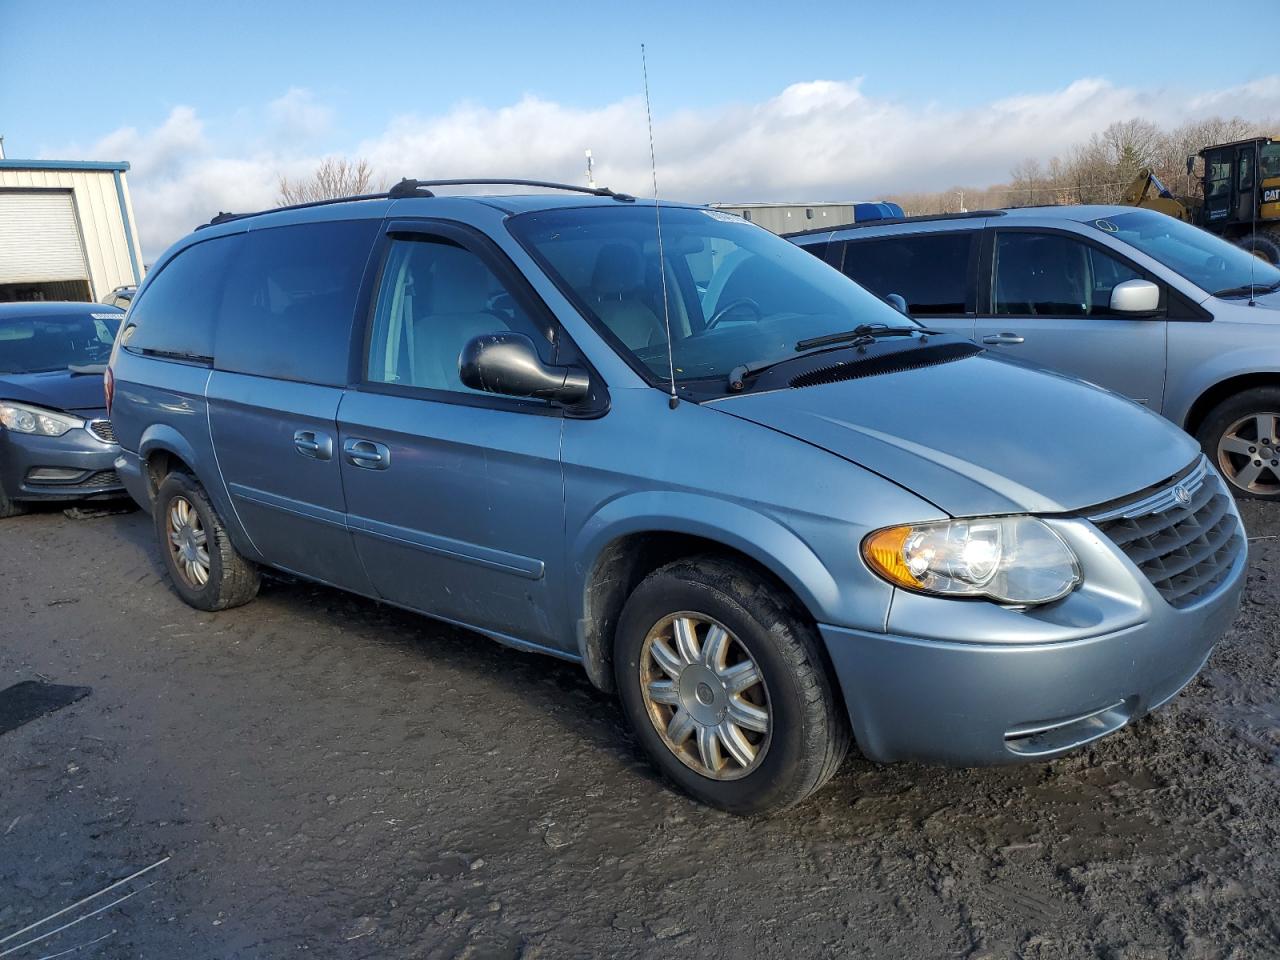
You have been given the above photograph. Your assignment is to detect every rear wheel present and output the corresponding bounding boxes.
[614,556,849,815]
[1197,387,1280,500]
[153,471,259,610]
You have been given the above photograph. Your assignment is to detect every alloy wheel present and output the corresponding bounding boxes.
[639,612,771,780]
[166,495,211,587]
[1217,412,1280,496]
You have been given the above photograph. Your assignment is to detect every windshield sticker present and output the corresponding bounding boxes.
[702,209,747,223]
[1093,219,1119,233]
[90,312,122,320]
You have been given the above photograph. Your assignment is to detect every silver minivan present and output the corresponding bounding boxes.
[789,206,1280,500]
[108,183,1246,815]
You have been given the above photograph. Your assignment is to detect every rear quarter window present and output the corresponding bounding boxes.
[214,219,379,386]
[125,235,240,361]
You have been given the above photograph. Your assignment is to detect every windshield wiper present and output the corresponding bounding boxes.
[727,324,936,391]
[68,363,107,375]
[1212,279,1280,298]
[795,323,928,352]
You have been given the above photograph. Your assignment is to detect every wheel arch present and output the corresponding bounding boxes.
[571,493,841,693]
[1182,372,1280,438]
[137,425,203,499]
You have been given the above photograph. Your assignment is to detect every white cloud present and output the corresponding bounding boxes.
[56,75,1280,260]
[267,87,334,140]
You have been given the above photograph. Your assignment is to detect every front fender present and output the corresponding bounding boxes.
[1166,349,1280,428]
[570,491,846,672]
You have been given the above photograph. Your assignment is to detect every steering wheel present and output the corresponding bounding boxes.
[706,297,763,330]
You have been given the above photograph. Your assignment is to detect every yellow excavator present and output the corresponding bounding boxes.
[1123,136,1280,264]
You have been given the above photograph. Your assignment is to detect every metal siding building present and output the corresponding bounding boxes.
[708,202,858,235]
[0,160,143,303]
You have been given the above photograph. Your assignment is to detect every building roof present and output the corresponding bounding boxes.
[0,159,130,173]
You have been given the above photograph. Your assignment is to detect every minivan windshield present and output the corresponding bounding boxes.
[508,205,916,384]
[0,311,121,374]
[1088,210,1280,297]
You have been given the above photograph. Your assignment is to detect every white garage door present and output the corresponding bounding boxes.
[0,191,89,284]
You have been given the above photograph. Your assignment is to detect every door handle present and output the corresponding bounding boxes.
[343,438,391,470]
[293,430,333,461]
[982,332,1025,345]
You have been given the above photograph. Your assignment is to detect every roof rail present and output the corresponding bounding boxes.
[781,209,1006,239]
[387,178,634,201]
[198,178,634,230]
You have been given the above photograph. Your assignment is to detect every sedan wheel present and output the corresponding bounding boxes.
[639,612,771,780]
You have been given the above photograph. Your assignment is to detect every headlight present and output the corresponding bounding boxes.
[863,516,1080,605]
[0,401,85,437]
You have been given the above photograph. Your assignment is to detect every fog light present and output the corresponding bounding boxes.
[26,467,84,482]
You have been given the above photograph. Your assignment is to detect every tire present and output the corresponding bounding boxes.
[614,556,850,816]
[1241,230,1280,266]
[0,485,27,519]
[152,470,259,610]
[1196,386,1280,500]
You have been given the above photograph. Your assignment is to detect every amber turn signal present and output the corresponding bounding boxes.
[862,525,923,589]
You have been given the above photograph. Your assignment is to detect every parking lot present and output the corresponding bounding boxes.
[0,500,1275,959]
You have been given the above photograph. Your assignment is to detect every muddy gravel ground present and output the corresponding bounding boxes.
[2,502,1279,960]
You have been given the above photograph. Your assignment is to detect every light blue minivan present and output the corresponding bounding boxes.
[107,181,1246,814]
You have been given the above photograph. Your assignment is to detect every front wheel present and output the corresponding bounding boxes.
[0,485,27,519]
[614,556,849,815]
[1242,231,1280,266]
[1197,387,1280,500]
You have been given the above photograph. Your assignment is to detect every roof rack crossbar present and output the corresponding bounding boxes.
[198,178,635,230]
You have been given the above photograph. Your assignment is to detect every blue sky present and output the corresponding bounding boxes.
[1,0,1275,255]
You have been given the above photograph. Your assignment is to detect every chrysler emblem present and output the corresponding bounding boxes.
[1173,484,1192,506]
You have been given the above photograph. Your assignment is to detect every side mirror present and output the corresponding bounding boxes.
[885,293,909,315]
[459,332,590,404]
[1110,278,1161,316]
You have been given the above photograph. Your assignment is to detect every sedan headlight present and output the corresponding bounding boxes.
[0,401,85,437]
[863,516,1080,605]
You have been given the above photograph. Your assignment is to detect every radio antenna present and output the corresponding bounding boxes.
[641,43,679,409]
[1248,138,1260,307]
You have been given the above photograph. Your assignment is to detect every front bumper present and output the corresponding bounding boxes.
[821,514,1247,766]
[0,415,125,502]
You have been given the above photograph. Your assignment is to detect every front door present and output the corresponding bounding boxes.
[338,222,568,650]
[974,229,1167,409]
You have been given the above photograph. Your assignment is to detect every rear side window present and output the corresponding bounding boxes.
[215,219,379,385]
[840,232,975,315]
[125,235,239,361]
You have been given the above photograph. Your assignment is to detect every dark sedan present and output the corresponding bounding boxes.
[0,302,125,517]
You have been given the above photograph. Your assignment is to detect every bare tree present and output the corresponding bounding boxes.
[277,158,381,206]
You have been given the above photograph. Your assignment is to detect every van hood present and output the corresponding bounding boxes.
[711,352,1199,517]
[0,369,108,415]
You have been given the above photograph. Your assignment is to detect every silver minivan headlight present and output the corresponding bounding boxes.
[863,516,1081,605]
[0,401,85,437]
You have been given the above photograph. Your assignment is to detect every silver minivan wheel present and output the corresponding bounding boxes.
[639,612,771,780]
[1216,412,1280,497]
[166,495,211,588]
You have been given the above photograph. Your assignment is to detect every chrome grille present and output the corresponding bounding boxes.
[88,419,116,444]
[1089,458,1243,609]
